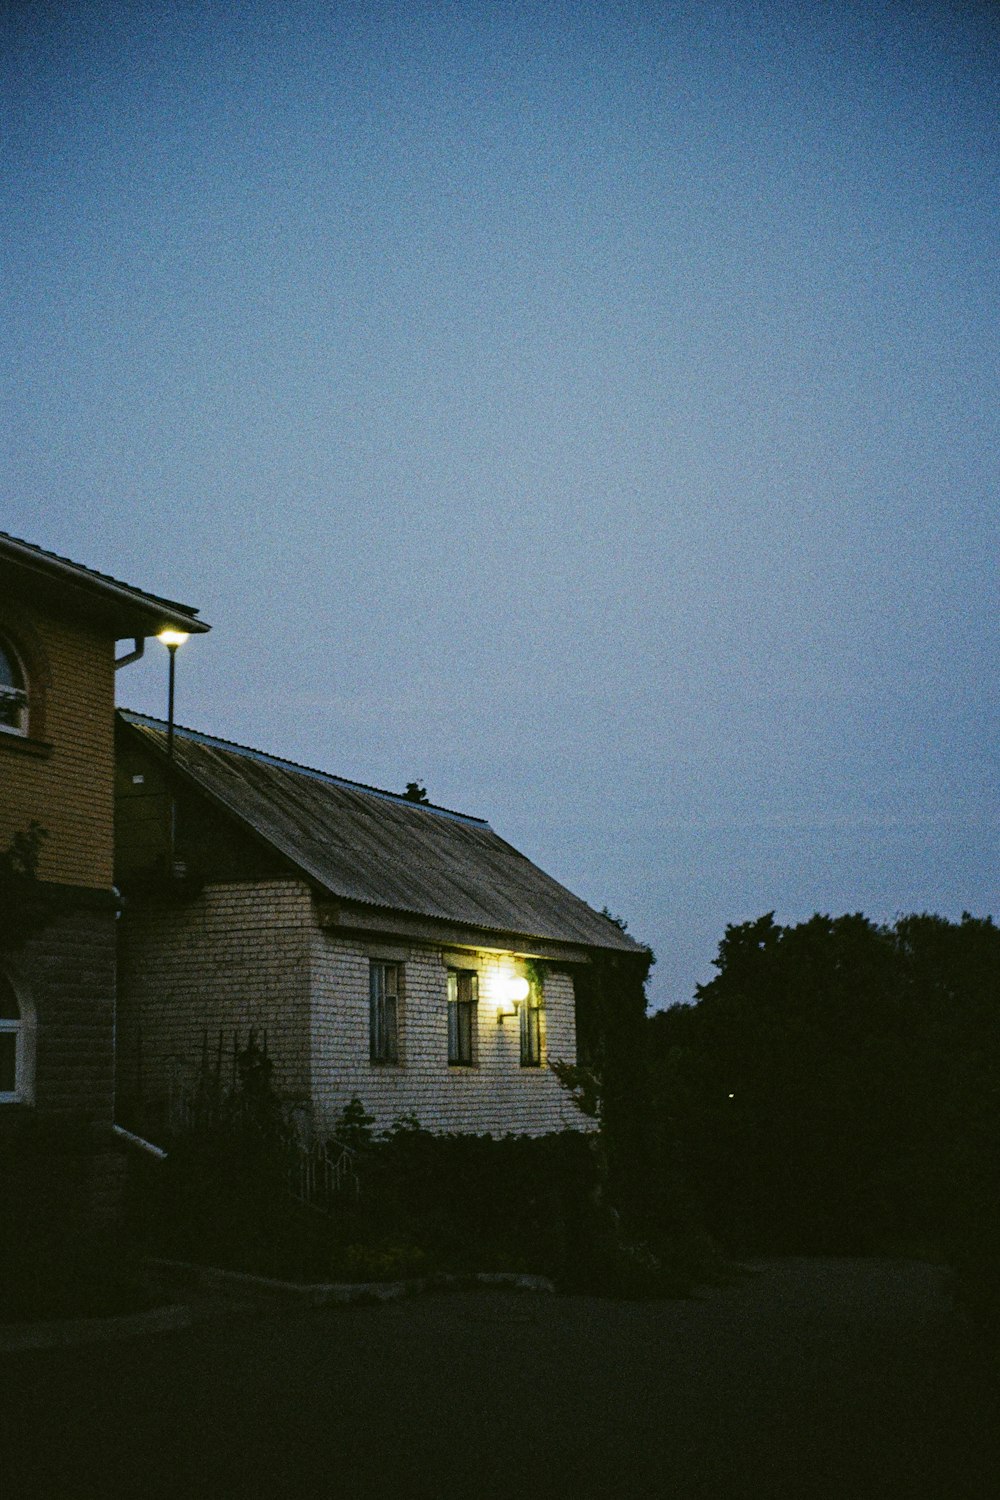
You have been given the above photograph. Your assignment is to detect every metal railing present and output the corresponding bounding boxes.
[126,1029,362,1216]
[287,1134,358,1214]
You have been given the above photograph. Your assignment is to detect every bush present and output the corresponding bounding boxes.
[335,1127,601,1280]
[132,1112,710,1295]
[128,1029,718,1297]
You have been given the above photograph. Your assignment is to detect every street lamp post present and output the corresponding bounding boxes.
[157,629,189,760]
[157,630,189,875]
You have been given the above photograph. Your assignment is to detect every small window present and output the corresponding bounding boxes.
[369,962,400,1064]
[447,969,477,1066]
[520,980,543,1068]
[0,639,28,736]
[0,973,28,1102]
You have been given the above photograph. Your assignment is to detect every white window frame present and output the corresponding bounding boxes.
[0,636,28,737]
[0,972,34,1104]
[519,979,543,1068]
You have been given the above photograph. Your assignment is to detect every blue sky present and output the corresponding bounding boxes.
[4,1,997,1007]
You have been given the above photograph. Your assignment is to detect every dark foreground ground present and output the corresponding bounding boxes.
[2,1258,996,1499]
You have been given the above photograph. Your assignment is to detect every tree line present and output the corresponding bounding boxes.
[631,910,1000,1312]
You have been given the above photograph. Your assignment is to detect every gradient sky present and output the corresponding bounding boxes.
[4,1,997,1008]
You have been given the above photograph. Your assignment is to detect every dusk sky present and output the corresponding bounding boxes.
[4,1,997,1008]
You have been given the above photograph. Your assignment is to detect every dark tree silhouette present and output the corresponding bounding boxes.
[648,910,1000,1283]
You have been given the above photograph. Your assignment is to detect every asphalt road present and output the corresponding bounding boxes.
[2,1258,996,1499]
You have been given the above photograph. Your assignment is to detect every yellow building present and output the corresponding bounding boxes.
[0,532,208,1234]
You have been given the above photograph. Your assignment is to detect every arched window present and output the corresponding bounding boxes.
[0,638,28,736]
[0,971,33,1103]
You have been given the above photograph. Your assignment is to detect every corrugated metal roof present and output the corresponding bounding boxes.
[119,711,645,955]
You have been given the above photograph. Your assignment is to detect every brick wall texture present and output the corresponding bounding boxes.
[2,592,146,1236]
[116,880,313,1130]
[0,606,116,888]
[21,903,118,1120]
[0,901,124,1238]
[117,878,585,1138]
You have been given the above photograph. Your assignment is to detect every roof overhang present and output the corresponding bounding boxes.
[314,897,608,966]
[0,533,210,640]
[115,711,651,962]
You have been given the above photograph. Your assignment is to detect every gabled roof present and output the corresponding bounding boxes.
[119,711,645,956]
[0,531,210,639]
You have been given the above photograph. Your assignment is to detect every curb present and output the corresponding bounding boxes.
[147,1257,556,1306]
[0,1302,192,1354]
[1,1265,556,1351]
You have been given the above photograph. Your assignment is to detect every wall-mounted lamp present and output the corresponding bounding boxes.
[496,974,530,1024]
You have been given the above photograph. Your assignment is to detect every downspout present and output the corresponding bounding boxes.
[114,637,145,670]
[112,639,147,1145]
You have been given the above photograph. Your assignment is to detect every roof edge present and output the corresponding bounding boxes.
[0,532,209,633]
[117,710,489,825]
[116,713,649,957]
[319,895,650,958]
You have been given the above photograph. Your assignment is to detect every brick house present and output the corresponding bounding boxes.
[0,532,208,1235]
[115,712,647,1140]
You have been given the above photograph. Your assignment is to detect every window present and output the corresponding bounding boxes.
[0,973,31,1103]
[520,980,543,1067]
[369,961,400,1064]
[447,969,477,1065]
[0,639,27,736]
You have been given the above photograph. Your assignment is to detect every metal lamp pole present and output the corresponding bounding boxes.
[158,630,189,758]
[166,642,178,760]
[157,630,189,873]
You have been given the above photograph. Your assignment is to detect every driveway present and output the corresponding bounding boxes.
[2,1258,995,1498]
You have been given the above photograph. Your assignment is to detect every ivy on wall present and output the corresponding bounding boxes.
[0,822,53,954]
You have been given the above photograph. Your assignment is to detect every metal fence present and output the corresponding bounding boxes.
[126,1025,360,1215]
[286,1134,358,1214]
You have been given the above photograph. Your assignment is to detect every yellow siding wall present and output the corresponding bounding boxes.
[0,608,116,889]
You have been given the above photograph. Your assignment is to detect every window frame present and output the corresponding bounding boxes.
[519,979,543,1068]
[0,635,28,738]
[369,960,401,1065]
[0,971,34,1105]
[447,968,478,1067]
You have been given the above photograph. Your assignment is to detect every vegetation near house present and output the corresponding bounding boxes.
[133,1035,625,1289]
[528,906,1000,1317]
[0,823,51,953]
[127,904,1000,1318]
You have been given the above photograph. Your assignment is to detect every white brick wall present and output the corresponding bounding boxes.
[119,878,588,1138]
[309,930,584,1136]
[117,880,313,1116]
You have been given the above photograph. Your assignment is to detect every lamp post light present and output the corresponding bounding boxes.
[157,629,189,879]
[157,629,189,761]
